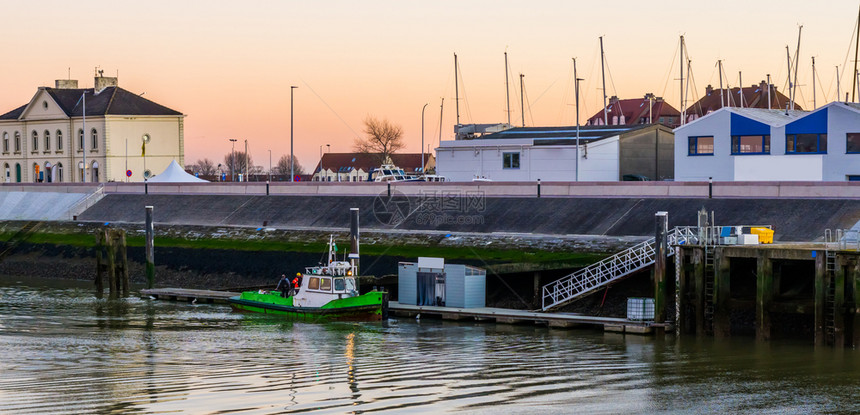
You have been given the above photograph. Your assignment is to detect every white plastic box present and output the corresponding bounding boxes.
[627,297,655,321]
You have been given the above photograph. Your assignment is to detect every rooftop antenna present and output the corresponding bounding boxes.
[600,36,608,125]
[505,50,511,125]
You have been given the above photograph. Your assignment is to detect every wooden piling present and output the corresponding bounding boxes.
[106,230,117,299]
[814,252,826,347]
[756,251,773,341]
[95,231,104,295]
[120,231,129,297]
[145,206,155,289]
[693,248,705,336]
[713,248,731,337]
[850,258,860,348]
[654,212,668,325]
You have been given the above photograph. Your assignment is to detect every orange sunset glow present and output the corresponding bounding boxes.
[1,0,858,171]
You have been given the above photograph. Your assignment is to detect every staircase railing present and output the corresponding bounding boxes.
[541,226,706,311]
[67,184,105,220]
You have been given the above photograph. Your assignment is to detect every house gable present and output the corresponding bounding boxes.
[730,112,770,136]
[18,89,71,121]
[786,108,827,134]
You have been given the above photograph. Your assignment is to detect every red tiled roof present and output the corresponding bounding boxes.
[686,82,801,117]
[586,96,681,128]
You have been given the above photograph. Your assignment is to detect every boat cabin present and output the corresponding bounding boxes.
[293,260,359,307]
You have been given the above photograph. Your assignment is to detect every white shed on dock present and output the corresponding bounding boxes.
[398,257,486,308]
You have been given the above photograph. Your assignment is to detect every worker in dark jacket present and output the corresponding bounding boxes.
[276,274,290,298]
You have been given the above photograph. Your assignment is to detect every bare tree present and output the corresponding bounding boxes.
[276,154,304,176]
[354,116,405,165]
[192,158,217,175]
[224,151,253,177]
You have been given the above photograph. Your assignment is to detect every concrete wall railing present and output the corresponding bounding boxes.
[83,181,860,199]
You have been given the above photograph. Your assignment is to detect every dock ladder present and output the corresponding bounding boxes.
[541,226,702,311]
[823,229,842,346]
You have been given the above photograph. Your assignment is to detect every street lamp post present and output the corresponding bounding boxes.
[291,85,298,182]
[229,138,237,182]
[268,149,272,182]
[326,144,330,182]
[244,139,248,181]
[421,103,428,177]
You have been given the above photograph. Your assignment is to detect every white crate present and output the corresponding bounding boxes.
[627,297,655,321]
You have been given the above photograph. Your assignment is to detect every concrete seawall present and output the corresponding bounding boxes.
[78,194,860,242]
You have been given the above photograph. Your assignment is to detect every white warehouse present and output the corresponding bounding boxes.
[436,124,674,182]
[674,102,860,181]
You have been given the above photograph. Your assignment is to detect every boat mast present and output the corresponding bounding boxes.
[786,46,792,108]
[792,25,802,110]
[812,57,816,109]
[767,74,772,110]
[680,35,685,125]
[717,60,724,108]
[837,66,841,102]
[600,36,608,125]
[853,5,860,101]
[454,53,460,127]
[520,73,525,127]
[505,51,511,125]
[328,235,335,264]
[574,57,582,182]
[439,97,444,144]
[739,71,744,108]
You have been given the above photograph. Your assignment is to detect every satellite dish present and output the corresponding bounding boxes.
[142,133,151,144]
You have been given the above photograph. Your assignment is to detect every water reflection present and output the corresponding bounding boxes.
[0,276,858,414]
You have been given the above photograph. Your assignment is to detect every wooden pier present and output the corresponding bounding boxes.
[139,288,662,333]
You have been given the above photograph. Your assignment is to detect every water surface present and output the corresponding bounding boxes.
[0,276,857,414]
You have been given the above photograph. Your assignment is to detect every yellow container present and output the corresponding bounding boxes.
[751,227,773,244]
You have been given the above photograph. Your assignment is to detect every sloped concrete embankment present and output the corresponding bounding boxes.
[79,194,860,242]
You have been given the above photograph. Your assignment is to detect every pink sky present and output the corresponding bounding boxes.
[1,0,858,172]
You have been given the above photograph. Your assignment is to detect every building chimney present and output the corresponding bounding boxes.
[54,79,79,89]
[705,84,713,96]
[94,72,118,93]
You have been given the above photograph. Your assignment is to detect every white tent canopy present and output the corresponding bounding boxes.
[146,160,208,183]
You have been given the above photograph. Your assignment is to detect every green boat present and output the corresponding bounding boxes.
[228,236,388,321]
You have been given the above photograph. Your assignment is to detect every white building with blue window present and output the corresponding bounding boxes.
[674,102,860,181]
[436,124,675,182]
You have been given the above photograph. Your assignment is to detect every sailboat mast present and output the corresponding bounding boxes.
[739,71,744,108]
[718,60,724,108]
[767,74,772,110]
[792,26,802,110]
[853,5,860,101]
[438,97,444,145]
[505,52,511,125]
[519,73,525,127]
[574,57,581,182]
[837,66,841,102]
[786,46,792,108]
[454,53,460,126]
[600,36,608,125]
[680,36,685,125]
[812,57,816,109]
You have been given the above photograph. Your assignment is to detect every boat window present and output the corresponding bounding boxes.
[334,278,345,291]
[345,278,356,292]
[308,277,320,290]
[320,278,332,291]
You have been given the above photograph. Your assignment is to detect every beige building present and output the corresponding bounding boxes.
[0,74,184,183]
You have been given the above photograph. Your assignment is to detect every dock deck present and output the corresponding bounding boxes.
[139,288,660,333]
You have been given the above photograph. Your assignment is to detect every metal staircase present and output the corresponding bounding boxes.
[541,226,704,311]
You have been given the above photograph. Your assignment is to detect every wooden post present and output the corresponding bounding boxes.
[814,252,826,347]
[145,206,155,289]
[95,231,104,296]
[756,251,773,341]
[835,254,846,347]
[693,247,705,336]
[850,257,860,348]
[654,212,668,325]
[676,247,686,335]
[713,248,731,337]
[106,230,117,299]
[120,230,129,297]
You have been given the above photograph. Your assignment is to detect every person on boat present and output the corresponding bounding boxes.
[276,274,290,298]
[291,273,303,296]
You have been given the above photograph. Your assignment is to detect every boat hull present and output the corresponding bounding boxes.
[228,291,387,321]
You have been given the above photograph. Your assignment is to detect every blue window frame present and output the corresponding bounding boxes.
[786,133,827,154]
[688,136,714,156]
[502,152,520,169]
[847,133,860,154]
[848,175,860,181]
[731,135,770,155]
